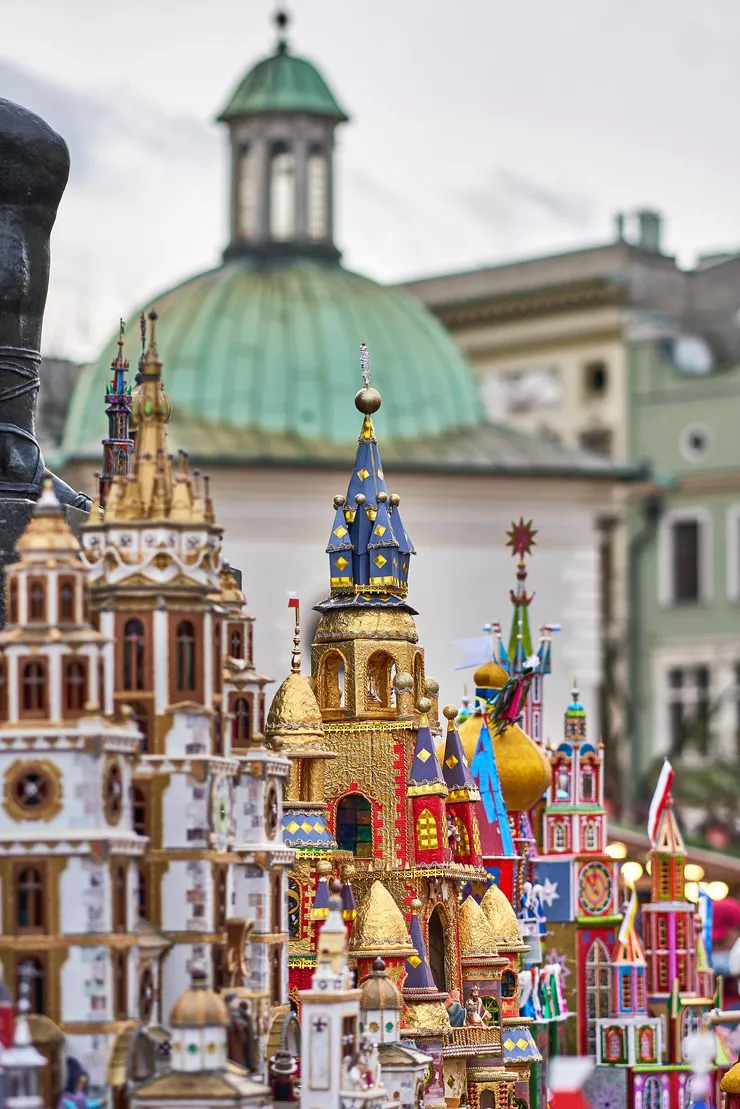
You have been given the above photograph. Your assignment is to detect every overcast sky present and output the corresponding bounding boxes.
[2,0,739,359]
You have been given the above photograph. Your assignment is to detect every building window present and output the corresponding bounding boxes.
[680,424,711,462]
[28,579,46,623]
[176,620,197,693]
[365,651,394,710]
[660,512,710,606]
[237,145,256,240]
[667,666,710,756]
[452,816,470,860]
[416,808,439,852]
[16,866,45,932]
[214,865,228,930]
[123,618,146,691]
[428,907,447,993]
[0,658,7,719]
[501,970,517,998]
[585,939,611,1055]
[336,794,373,858]
[319,651,346,710]
[553,823,567,852]
[113,864,128,933]
[288,879,301,939]
[271,871,282,933]
[113,950,128,1020]
[621,973,632,1011]
[307,148,327,240]
[579,427,613,458]
[17,957,45,1014]
[681,1007,701,1043]
[639,1025,654,1061]
[584,820,598,851]
[213,621,222,690]
[584,361,608,398]
[132,787,148,837]
[139,965,155,1024]
[232,696,252,745]
[63,659,87,715]
[270,945,282,1004]
[247,622,253,665]
[581,765,595,802]
[229,626,244,660]
[269,144,295,241]
[130,703,150,753]
[8,578,18,624]
[21,661,47,717]
[642,1076,663,1109]
[58,579,76,623]
[605,1027,622,1061]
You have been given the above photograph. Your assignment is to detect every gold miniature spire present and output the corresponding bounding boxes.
[290,597,301,674]
[130,310,173,515]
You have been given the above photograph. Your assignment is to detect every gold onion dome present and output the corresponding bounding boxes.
[459,896,499,957]
[480,884,524,948]
[721,1062,740,1094]
[493,722,551,813]
[17,479,79,557]
[265,673,324,745]
[351,882,415,957]
[474,660,509,690]
[360,958,403,1011]
[169,965,229,1028]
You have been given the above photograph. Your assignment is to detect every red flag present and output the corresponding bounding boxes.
[287,593,299,610]
[648,759,674,845]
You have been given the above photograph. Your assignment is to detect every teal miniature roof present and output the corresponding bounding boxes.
[218,47,348,122]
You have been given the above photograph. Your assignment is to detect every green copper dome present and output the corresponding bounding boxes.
[218,47,348,122]
[62,259,483,460]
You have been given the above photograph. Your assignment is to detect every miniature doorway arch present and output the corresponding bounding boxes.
[428,906,448,993]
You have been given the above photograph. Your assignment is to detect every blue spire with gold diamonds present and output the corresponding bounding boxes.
[319,342,415,612]
[408,698,447,797]
[404,898,439,993]
[441,705,480,802]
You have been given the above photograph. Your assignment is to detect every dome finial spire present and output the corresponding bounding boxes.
[274,8,290,53]
[288,593,301,673]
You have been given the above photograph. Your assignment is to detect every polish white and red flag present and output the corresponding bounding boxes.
[287,593,300,610]
[647,758,675,845]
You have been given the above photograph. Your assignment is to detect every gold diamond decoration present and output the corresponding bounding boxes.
[374,555,387,568]
[374,524,387,537]
[357,467,370,480]
[516,1037,528,1049]
[445,755,459,769]
[314,823,325,833]
[417,749,431,763]
[504,1038,515,1051]
[336,556,349,570]
[286,822,300,834]
[446,1076,455,1090]
[407,955,421,968]
[333,525,348,538]
[377,468,384,478]
[301,821,314,833]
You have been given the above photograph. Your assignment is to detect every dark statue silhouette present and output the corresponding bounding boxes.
[0,98,90,509]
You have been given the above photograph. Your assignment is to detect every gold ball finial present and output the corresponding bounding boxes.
[389,493,400,506]
[393,671,414,692]
[411,897,422,912]
[355,493,366,506]
[443,704,459,721]
[317,859,332,876]
[417,696,432,715]
[333,495,346,509]
[424,677,440,697]
[342,862,356,880]
[355,387,382,415]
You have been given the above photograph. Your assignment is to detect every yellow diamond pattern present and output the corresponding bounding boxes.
[286,822,300,834]
[374,524,387,537]
[300,821,314,833]
[374,554,387,568]
[407,955,421,968]
[417,749,431,763]
[333,525,348,538]
[445,755,459,769]
[357,467,370,480]
[516,1037,528,1049]
[504,1038,515,1051]
[336,556,349,570]
[313,822,324,832]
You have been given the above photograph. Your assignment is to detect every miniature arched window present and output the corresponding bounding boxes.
[232,696,252,745]
[129,702,149,753]
[113,950,128,1020]
[176,620,197,692]
[584,820,598,851]
[657,917,668,948]
[213,711,224,758]
[307,147,327,240]
[682,1076,694,1109]
[247,622,254,665]
[64,659,87,714]
[620,972,632,1011]
[132,787,148,837]
[605,1028,622,1062]
[336,794,373,858]
[556,761,570,800]
[428,906,447,993]
[237,145,256,240]
[416,809,438,851]
[229,626,244,660]
[479,1095,494,1109]
[21,661,47,716]
[8,577,18,624]
[58,578,76,623]
[585,939,612,1056]
[0,659,6,720]
[271,871,282,933]
[552,823,567,852]
[413,655,424,701]
[501,970,517,999]
[639,1026,654,1061]
[28,579,46,623]
[482,996,499,1024]
[366,651,394,710]
[270,945,282,1004]
[681,1007,701,1043]
[288,879,301,939]
[113,863,128,932]
[637,970,645,1011]
[320,650,346,710]
[580,764,594,801]
[123,618,146,691]
[139,965,155,1024]
[17,867,45,932]
[453,816,470,860]
[642,1075,663,1109]
[269,143,295,241]
[17,957,45,1015]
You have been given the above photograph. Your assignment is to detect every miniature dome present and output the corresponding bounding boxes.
[360,958,403,1012]
[265,672,324,745]
[218,43,348,122]
[480,884,523,948]
[473,660,509,690]
[722,1062,740,1094]
[493,722,551,813]
[352,882,414,955]
[169,968,229,1028]
[458,896,499,957]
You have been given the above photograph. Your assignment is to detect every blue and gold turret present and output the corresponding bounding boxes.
[319,343,415,612]
[99,319,134,508]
